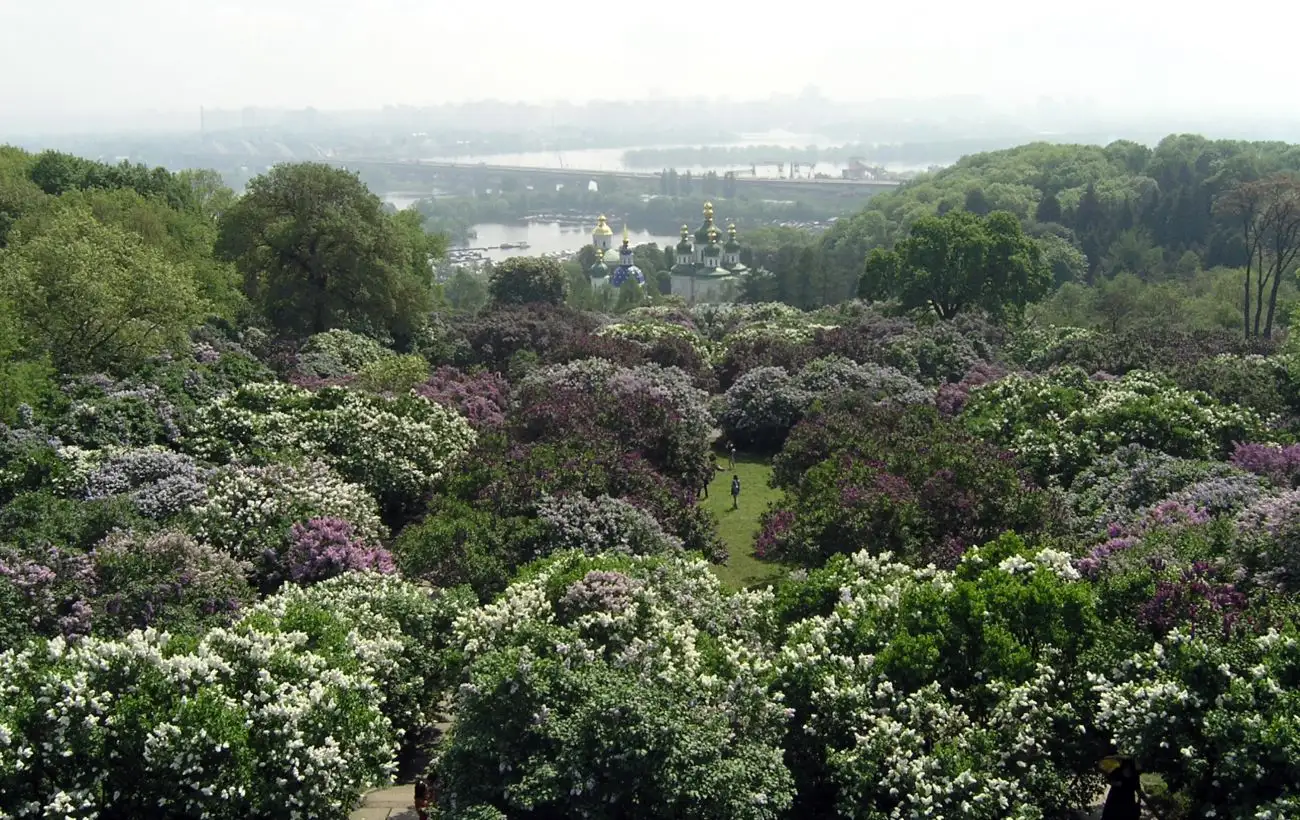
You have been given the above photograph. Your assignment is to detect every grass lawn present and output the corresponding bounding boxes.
[702,453,787,590]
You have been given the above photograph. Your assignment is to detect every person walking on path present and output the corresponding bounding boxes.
[731,474,741,510]
[727,442,737,469]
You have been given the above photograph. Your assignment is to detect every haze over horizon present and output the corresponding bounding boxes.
[4,0,1300,136]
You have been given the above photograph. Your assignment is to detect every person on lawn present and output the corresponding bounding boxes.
[731,474,741,510]
[728,442,737,469]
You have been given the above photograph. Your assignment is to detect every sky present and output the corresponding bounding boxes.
[3,0,1299,134]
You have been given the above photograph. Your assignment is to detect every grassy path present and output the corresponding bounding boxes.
[702,454,786,589]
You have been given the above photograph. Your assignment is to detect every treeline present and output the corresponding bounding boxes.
[743,135,1300,327]
[412,185,835,238]
[621,136,1095,171]
[0,148,446,420]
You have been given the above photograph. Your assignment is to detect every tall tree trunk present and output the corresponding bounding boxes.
[1244,260,1252,339]
[1255,268,1266,338]
[1266,259,1284,338]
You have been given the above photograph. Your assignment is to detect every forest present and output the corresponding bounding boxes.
[2,136,1300,819]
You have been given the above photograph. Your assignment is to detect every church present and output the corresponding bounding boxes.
[587,202,750,304]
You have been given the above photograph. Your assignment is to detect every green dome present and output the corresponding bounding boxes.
[724,238,741,252]
[694,222,714,243]
[703,242,721,257]
[676,238,693,253]
[590,260,609,276]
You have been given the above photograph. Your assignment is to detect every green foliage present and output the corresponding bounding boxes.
[860,209,1049,319]
[0,207,207,374]
[487,256,568,306]
[355,353,429,393]
[216,163,439,338]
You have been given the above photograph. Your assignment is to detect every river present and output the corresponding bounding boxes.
[450,222,681,263]
[419,129,921,180]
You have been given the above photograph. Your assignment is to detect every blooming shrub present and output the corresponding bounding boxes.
[284,517,396,584]
[961,367,1268,483]
[717,366,809,451]
[535,492,684,557]
[1230,441,1300,488]
[1093,627,1300,816]
[295,328,393,379]
[0,544,95,648]
[49,378,182,449]
[186,382,477,516]
[595,319,716,364]
[81,446,209,521]
[1063,445,1253,536]
[762,403,1050,568]
[514,358,715,487]
[431,551,794,819]
[414,366,509,429]
[91,529,252,637]
[1236,490,1300,590]
[192,459,385,562]
[775,539,1102,818]
[0,607,396,818]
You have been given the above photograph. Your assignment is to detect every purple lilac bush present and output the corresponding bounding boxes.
[284,517,397,584]
[1229,441,1300,488]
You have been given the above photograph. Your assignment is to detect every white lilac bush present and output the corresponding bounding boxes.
[432,551,794,820]
[0,572,468,820]
[185,382,476,511]
[0,620,390,818]
[595,319,716,363]
[775,541,1103,819]
[961,366,1268,482]
[1092,627,1300,816]
[192,459,385,560]
[534,493,684,557]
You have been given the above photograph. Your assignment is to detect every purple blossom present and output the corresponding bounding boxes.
[1229,441,1300,488]
[284,517,396,584]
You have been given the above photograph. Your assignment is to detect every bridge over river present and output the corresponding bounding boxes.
[333,159,903,200]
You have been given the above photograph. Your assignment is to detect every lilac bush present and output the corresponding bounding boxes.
[558,569,643,618]
[1230,441,1300,488]
[92,529,252,635]
[283,517,397,584]
[83,447,209,521]
[1236,490,1300,590]
[535,493,685,558]
[415,366,509,429]
[192,459,386,561]
[0,544,96,646]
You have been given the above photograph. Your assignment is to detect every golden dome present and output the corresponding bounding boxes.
[703,201,714,215]
[593,214,613,236]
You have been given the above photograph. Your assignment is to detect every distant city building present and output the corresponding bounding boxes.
[586,202,748,304]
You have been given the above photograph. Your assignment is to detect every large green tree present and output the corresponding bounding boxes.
[0,207,206,374]
[487,256,568,306]
[216,163,442,338]
[859,209,1049,319]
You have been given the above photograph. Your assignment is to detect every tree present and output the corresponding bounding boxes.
[216,163,435,337]
[0,207,206,374]
[1214,174,1300,339]
[1035,191,1062,224]
[859,210,1049,320]
[487,256,568,306]
[444,268,489,313]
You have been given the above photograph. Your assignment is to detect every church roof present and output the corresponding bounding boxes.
[611,264,645,287]
[593,214,613,237]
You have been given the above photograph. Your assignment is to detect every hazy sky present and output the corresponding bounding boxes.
[3,0,1299,132]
